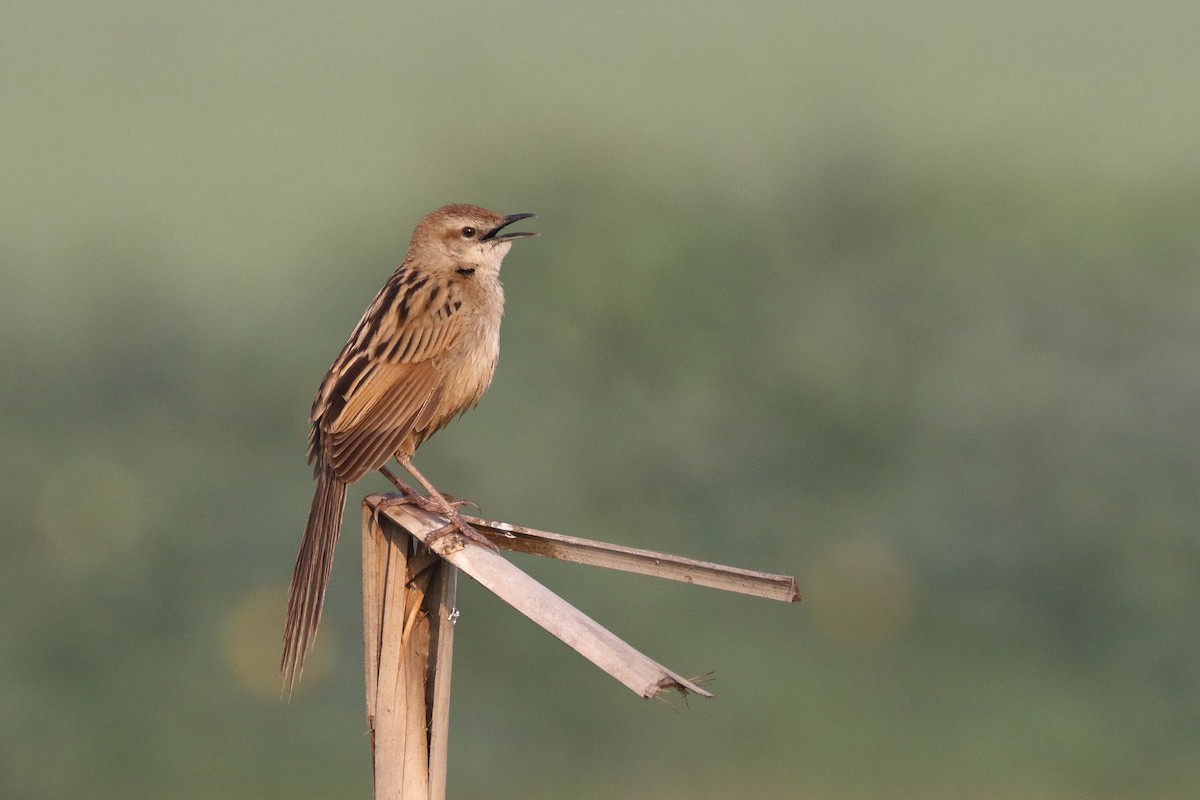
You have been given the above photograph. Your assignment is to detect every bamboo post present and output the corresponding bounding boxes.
[362,503,458,800]
[360,493,801,799]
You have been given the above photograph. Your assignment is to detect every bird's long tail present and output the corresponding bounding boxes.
[282,465,348,693]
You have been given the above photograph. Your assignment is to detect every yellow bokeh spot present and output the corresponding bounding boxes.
[808,538,918,648]
[222,584,337,698]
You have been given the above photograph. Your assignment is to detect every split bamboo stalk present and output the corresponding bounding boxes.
[460,514,801,603]
[362,503,458,800]
[366,496,710,699]
[360,493,803,799]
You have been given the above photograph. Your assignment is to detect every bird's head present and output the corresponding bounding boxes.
[410,204,537,275]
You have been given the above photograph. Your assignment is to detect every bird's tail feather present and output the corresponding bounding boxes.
[282,465,347,693]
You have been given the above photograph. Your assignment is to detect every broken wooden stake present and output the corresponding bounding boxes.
[361,502,457,800]
[360,493,801,800]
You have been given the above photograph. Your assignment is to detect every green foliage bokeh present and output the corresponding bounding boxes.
[2,3,1198,799]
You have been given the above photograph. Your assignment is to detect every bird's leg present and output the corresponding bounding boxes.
[398,456,495,549]
[376,458,495,551]
[379,465,422,499]
[378,465,476,512]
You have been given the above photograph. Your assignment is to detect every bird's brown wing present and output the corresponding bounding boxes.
[310,271,465,482]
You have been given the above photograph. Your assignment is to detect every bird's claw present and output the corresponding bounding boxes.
[378,492,495,551]
[439,493,481,514]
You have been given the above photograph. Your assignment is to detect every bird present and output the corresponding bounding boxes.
[282,203,537,690]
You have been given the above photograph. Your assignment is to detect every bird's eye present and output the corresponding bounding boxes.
[461,226,476,238]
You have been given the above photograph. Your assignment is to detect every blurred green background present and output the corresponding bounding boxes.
[3,2,1199,798]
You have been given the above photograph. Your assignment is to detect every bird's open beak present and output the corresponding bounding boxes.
[483,213,537,241]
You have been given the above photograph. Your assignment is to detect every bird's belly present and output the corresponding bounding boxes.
[432,324,501,430]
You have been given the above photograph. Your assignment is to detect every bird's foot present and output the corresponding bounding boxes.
[428,511,496,551]
[439,493,481,514]
[377,491,495,551]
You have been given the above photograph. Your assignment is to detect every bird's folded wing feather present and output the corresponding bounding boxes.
[311,276,465,482]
